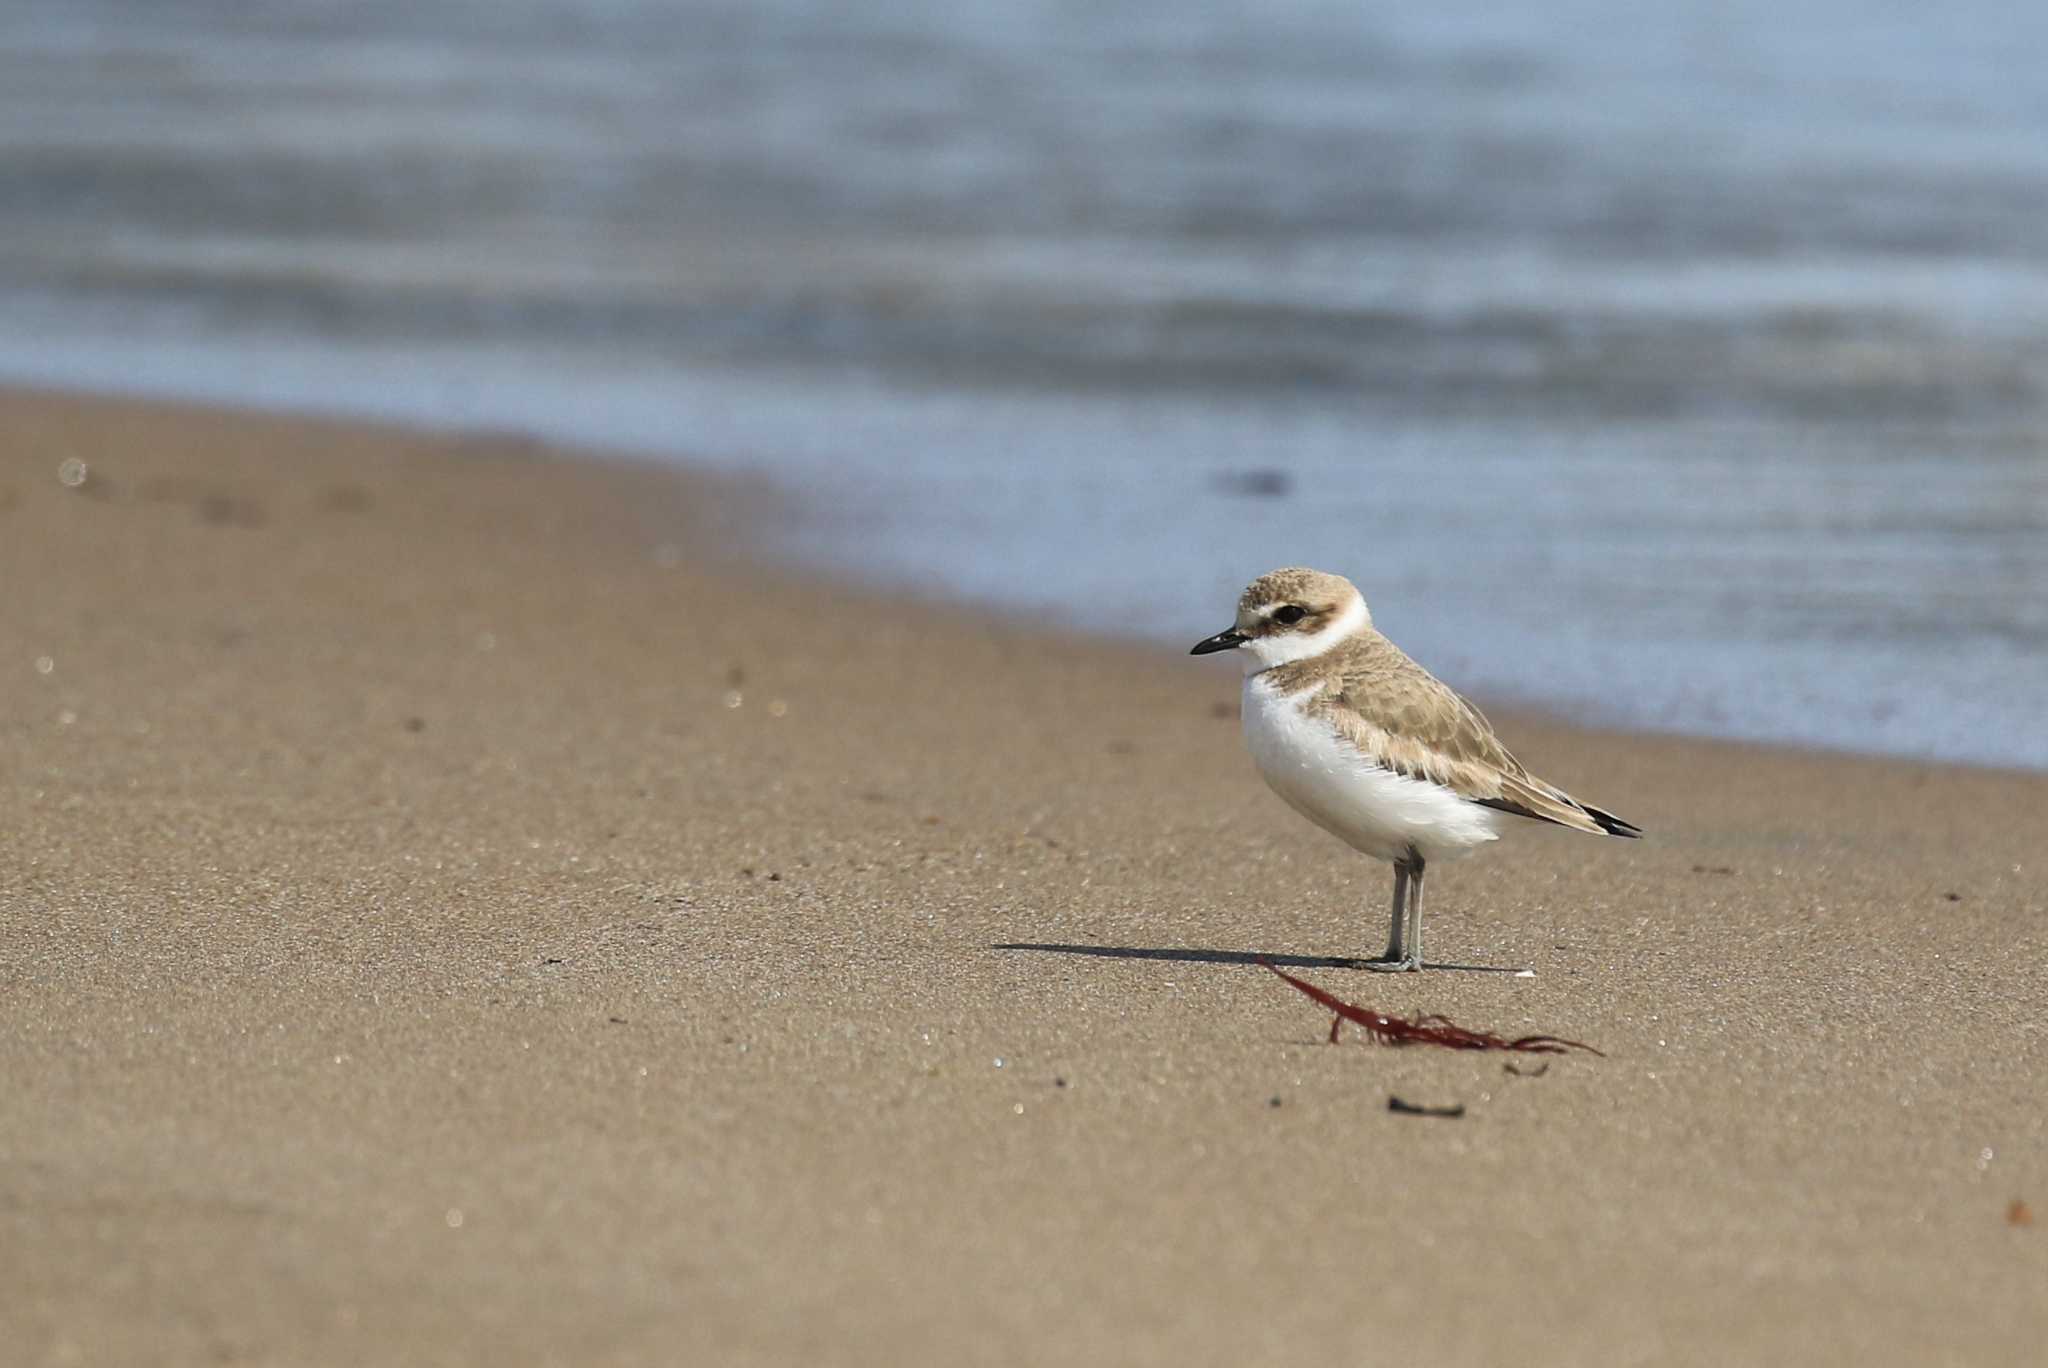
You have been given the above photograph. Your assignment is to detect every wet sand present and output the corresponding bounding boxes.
[3,388,2043,1366]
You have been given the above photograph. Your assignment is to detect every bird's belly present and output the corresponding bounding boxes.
[1241,675,1499,864]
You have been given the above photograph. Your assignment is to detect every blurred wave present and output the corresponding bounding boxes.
[3,0,2046,765]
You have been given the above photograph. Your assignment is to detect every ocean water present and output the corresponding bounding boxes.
[4,1,2046,766]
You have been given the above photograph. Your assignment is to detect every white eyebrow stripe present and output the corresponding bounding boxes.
[1243,592,1368,670]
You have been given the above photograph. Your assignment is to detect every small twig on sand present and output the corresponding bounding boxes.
[1262,961,1603,1056]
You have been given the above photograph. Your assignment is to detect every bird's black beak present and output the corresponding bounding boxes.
[1189,628,1248,656]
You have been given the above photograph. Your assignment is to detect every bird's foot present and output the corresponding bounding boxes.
[1353,953,1421,973]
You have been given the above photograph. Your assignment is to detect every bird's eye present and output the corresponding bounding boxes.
[1273,605,1307,626]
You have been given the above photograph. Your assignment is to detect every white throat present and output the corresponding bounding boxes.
[1241,593,1369,674]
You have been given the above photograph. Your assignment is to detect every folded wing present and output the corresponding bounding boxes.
[1322,640,1641,840]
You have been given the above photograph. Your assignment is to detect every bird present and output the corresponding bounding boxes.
[1191,567,1638,971]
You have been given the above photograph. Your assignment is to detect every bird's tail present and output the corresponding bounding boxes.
[1581,804,1642,839]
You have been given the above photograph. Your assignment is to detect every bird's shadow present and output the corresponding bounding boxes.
[991,943,1524,974]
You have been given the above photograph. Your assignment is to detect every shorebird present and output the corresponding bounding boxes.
[1192,567,1639,971]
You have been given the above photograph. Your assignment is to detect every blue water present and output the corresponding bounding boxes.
[4,1,2046,766]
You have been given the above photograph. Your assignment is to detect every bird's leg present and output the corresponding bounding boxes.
[1404,852,1427,971]
[1360,860,1415,971]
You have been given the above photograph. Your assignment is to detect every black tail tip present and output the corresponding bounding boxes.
[1588,806,1642,838]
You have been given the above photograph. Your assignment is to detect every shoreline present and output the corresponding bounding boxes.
[5,385,2043,1365]
[9,375,2043,779]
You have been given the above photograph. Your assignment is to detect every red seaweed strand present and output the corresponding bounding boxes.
[1261,960,1603,1056]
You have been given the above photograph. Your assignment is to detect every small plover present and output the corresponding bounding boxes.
[1192,567,1638,971]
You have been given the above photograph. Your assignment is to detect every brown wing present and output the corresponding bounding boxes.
[1310,633,1622,838]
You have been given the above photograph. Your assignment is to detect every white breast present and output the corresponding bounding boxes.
[1241,673,1500,864]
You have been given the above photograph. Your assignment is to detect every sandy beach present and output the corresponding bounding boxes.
[3,387,2043,1366]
